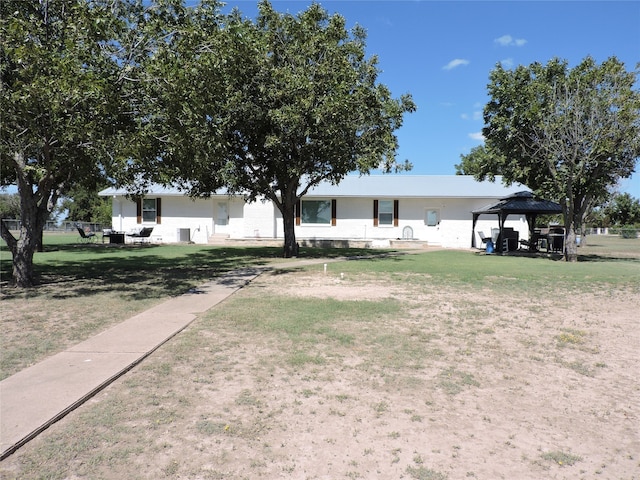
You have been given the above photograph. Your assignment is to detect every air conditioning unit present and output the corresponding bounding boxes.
[177,228,190,242]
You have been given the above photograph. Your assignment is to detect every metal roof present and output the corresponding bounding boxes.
[99,184,214,197]
[100,175,526,199]
[305,175,525,198]
[472,191,563,215]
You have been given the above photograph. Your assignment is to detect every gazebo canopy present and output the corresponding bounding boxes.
[472,191,563,216]
[471,191,563,250]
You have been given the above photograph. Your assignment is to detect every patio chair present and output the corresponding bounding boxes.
[126,226,154,243]
[520,230,542,252]
[76,224,97,243]
[478,231,492,246]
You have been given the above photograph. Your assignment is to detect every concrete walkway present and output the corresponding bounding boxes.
[0,268,262,460]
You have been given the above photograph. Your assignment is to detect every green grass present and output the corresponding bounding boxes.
[333,245,639,291]
[406,465,448,480]
[3,233,638,293]
[2,236,275,297]
[578,235,640,257]
[0,233,384,297]
[227,296,396,340]
[540,450,583,466]
[214,294,405,369]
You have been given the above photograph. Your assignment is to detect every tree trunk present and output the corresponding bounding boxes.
[564,224,578,262]
[1,151,58,287]
[562,193,589,262]
[281,199,298,258]
[12,239,38,287]
[0,220,38,288]
[563,208,583,262]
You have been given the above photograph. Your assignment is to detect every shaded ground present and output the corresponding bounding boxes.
[1,260,639,479]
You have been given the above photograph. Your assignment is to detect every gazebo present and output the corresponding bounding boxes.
[471,191,563,252]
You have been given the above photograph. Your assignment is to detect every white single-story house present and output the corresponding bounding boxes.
[99,175,529,249]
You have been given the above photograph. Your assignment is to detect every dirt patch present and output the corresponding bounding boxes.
[1,267,639,479]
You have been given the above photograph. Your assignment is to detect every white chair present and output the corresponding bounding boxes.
[478,231,492,246]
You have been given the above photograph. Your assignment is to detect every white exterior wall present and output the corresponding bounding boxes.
[110,195,245,243]
[225,198,245,239]
[293,197,528,248]
[110,194,528,248]
[295,198,370,240]
[165,196,213,243]
[240,200,277,239]
[434,198,527,249]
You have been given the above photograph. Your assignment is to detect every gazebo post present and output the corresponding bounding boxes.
[497,213,507,253]
[471,214,479,248]
[528,213,537,241]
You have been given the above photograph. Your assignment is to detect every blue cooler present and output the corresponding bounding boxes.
[486,240,494,253]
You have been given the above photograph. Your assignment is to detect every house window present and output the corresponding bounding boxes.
[378,200,394,226]
[137,198,161,224]
[302,200,331,224]
[373,199,399,227]
[425,209,439,226]
[142,199,157,222]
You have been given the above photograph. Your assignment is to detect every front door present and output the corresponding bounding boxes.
[424,208,441,245]
[215,202,229,234]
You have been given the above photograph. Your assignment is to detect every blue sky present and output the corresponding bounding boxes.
[221,0,640,198]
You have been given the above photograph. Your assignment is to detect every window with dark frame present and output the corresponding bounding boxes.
[301,199,332,224]
[378,200,393,226]
[142,198,157,222]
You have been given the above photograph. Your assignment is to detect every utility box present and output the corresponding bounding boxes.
[177,228,190,242]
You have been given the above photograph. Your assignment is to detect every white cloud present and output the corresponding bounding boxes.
[443,58,470,71]
[500,58,514,68]
[461,111,483,121]
[494,35,527,47]
[469,132,485,142]
[495,35,512,46]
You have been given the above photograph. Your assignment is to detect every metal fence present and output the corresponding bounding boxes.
[584,227,639,238]
[1,219,105,233]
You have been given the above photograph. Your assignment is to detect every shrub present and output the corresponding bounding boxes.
[620,225,639,239]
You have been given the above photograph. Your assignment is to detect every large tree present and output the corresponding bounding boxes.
[603,192,640,227]
[0,193,21,220]
[459,57,640,261]
[59,182,113,226]
[0,0,134,287]
[132,1,415,257]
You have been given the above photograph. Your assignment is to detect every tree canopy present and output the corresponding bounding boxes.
[1,0,414,286]
[129,0,415,256]
[458,56,640,261]
[603,193,640,227]
[0,0,133,286]
[60,182,113,226]
[0,193,21,220]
